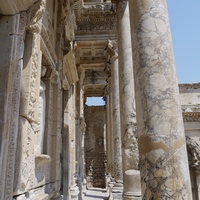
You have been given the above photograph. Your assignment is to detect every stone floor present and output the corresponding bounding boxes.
[83,188,109,200]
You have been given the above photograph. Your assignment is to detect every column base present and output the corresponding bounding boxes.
[111,182,123,200]
[70,185,79,200]
[123,192,141,200]
[112,182,123,193]
[123,170,141,197]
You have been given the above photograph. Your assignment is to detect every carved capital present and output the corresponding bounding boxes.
[50,69,61,86]
[106,39,118,58]
[26,0,46,33]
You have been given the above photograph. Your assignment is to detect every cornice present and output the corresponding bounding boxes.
[179,83,200,89]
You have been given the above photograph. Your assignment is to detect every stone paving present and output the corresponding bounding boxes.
[83,188,109,200]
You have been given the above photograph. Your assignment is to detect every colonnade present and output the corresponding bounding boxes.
[0,0,193,199]
[106,0,192,199]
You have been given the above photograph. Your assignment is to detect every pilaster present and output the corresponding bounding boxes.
[0,12,27,200]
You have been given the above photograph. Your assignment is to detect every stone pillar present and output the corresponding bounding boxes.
[105,84,112,178]
[108,77,115,178]
[116,1,141,199]
[62,90,70,200]
[129,0,192,199]
[69,84,79,200]
[107,41,123,187]
[79,68,87,196]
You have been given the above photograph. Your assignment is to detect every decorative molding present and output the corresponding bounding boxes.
[40,24,57,68]
[76,12,117,35]
[183,112,200,122]
[179,83,200,89]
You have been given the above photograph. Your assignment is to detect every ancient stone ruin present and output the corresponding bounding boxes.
[0,0,199,199]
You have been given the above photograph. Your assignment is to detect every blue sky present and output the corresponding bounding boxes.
[86,1,200,105]
[167,0,200,83]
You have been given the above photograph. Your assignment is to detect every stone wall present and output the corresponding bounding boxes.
[84,106,106,188]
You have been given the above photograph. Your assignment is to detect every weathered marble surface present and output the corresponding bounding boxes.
[0,12,27,200]
[129,0,192,199]
[116,0,141,198]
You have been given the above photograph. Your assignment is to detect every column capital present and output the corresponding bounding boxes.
[105,40,118,59]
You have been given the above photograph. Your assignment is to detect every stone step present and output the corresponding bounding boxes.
[83,188,109,200]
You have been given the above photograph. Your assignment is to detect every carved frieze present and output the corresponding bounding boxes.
[183,112,200,122]
[76,12,117,35]
[20,33,42,122]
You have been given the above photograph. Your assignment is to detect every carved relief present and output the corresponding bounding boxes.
[76,12,117,35]
[14,117,34,195]
[186,136,200,170]
[31,81,46,155]
[0,13,27,200]
[21,33,42,122]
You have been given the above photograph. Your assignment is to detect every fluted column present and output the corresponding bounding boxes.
[116,1,141,199]
[129,0,192,199]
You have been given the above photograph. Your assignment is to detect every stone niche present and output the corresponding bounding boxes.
[84,106,106,188]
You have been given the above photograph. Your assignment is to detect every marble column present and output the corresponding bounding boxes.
[69,84,79,199]
[105,85,112,177]
[129,0,192,199]
[108,77,115,178]
[116,1,141,199]
[109,47,123,187]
